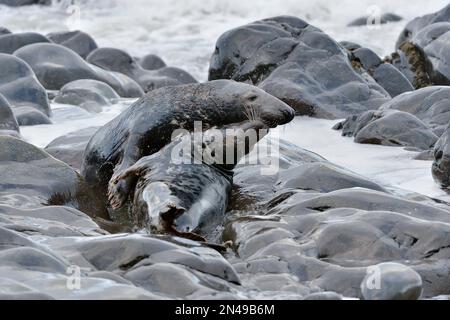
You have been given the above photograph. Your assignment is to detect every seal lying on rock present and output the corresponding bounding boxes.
[108,120,268,240]
[81,81,294,216]
[432,126,450,188]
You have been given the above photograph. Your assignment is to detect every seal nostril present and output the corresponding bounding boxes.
[435,150,443,161]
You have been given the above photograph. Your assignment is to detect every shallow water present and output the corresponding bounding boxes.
[4,0,450,202]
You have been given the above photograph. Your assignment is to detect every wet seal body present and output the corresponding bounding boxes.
[81,80,295,216]
[108,121,268,240]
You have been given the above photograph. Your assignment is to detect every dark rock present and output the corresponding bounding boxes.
[14,43,144,98]
[53,80,119,113]
[0,93,20,136]
[335,109,438,150]
[13,106,52,126]
[0,0,51,6]
[208,16,390,118]
[0,32,50,54]
[396,4,450,48]
[47,30,98,59]
[87,47,197,92]
[432,126,450,188]
[372,63,414,97]
[0,53,51,117]
[380,86,450,136]
[0,136,82,209]
[45,127,99,170]
[139,54,166,70]
[352,47,382,70]
[361,262,422,300]
[339,41,361,51]
[348,13,402,27]
[0,27,11,35]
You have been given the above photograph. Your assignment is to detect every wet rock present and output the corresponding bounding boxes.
[0,32,50,54]
[276,162,386,193]
[45,127,99,170]
[432,126,450,188]
[361,262,422,300]
[396,4,450,47]
[371,63,414,97]
[339,41,361,51]
[348,13,402,27]
[0,0,51,6]
[302,292,343,300]
[209,16,390,118]
[335,109,438,150]
[139,54,167,70]
[53,80,119,113]
[0,136,82,209]
[0,53,51,118]
[14,43,144,98]
[380,86,450,136]
[47,30,98,59]
[0,27,11,35]
[87,47,197,92]
[13,106,52,126]
[0,93,20,137]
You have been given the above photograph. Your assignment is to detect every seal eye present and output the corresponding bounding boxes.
[248,95,258,102]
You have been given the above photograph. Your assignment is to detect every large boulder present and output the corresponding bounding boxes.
[393,5,450,87]
[0,0,51,6]
[45,127,100,170]
[87,47,197,92]
[47,30,98,59]
[0,32,50,54]
[53,80,120,113]
[0,53,51,125]
[139,54,167,70]
[380,86,450,136]
[209,16,390,119]
[345,46,414,97]
[14,43,144,98]
[334,109,438,150]
[0,136,82,209]
[0,94,20,137]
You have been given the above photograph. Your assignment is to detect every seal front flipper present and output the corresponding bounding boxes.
[108,156,149,210]
[108,134,145,210]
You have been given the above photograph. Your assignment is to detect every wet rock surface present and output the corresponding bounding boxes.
[0,93,20,137]
[53,79,120,113]
[335,109,438,150]
[47,30,98,59]
[45,127,100,171]
[0,53,51,121]
[209,16,390,119]
[87,47,197,92]
[0,32,50,54]
[14,43,144,98]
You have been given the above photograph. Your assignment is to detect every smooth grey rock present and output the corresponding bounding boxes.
[0,27,11,35]
[47,30,98,59]
[0,136,82,209]
[209,16,390,118]
[0,32,49,54]
[339,41,361,51]
[13,106,52,126]
[336,109,438,150]
[87,47,197,92]
[372,63,414,97]
[0,0,51,6]
[139,54,166,70]
[45,127,99,170]
[14,43,144,98]
[361,262,422,300]
[380,86,450,135]
[0,93,19,136]
[54,80,119,113]
[0,53,50,117]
